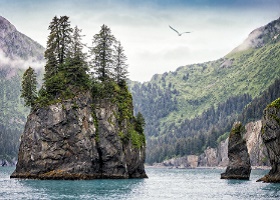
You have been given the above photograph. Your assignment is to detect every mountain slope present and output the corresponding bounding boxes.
[0,16,45,161]
[130,17,280,163]
[0,16,44,60]
[0,16,45,130]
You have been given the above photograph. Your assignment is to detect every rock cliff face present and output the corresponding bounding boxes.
[221,122,251,180]
[199,147,219,167]
[10,92,147,179]
[217,138,229,167]
[244,121,270,166]
[258,98,280,182]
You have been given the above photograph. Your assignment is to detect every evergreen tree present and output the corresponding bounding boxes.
[44,16,59,80]
[58,16,72,64]
[71,26,86,61]
[43,16,73,97]
[135,112,145,134]
[21,67,37,107]
[90,24,116,81]
[113,41,128,85]
[63,26,89,89]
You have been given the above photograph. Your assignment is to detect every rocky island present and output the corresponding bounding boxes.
[10,16,147,179]
[258,98,280,182]
[221,122,251,180]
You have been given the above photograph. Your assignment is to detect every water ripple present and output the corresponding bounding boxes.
[1,167,280,199]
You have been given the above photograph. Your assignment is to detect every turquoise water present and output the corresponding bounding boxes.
[1,167,280,199]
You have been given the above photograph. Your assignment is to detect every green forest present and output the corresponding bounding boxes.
[133,79,280,163]
[130,18,280,164]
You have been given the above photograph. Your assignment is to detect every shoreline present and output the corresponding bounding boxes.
[145,165,271,170]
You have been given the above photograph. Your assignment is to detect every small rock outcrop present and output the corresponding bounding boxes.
[162,155,199,168]
[199,147,219,167]
[10,92,147,179]
[258,98,280,182]
[221,122,251,180]
[1,158,17,166]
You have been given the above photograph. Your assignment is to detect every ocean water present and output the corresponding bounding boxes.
[1,167,280,199]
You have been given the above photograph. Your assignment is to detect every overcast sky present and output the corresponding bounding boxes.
[0,0,280,82]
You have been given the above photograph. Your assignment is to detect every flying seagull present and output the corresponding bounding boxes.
[169,25,191,36]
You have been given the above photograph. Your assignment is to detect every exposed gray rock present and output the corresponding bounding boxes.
[198,147,219,167]
[0,16,44,61]
[10,92,147,179]
[162,155,199,168]
[258,99,280,182]
[244,121,270,166]
[204,147,219,167]
[217,138,229,167]
[1,158,17,166]
[187,155,199,168]
[221,122,251,180]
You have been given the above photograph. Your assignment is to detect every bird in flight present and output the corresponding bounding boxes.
[169,25,191,36]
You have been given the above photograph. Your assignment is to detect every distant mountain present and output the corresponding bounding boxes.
[0,16,45,161]
[231,17,280,53]
[129,17,280,164]
[0,16,44,60]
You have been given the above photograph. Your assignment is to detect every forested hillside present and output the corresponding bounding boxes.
[130,17,280,164]
[0,16,45,161]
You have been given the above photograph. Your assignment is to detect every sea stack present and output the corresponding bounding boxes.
[10,91,147,179]
[221,121,251,180]
[10,16,147,180]
[258,98,280,183]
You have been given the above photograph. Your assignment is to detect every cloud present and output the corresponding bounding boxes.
[231,29,264,52]
[0,49,45,70]
[0,0,279,82]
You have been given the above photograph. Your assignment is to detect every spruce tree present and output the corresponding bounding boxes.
[71,26,86,60]
[43,16,73,97]
[21,67,37,107]
[90,24,116,82]
[63,26,89,89]
[44,16,59,80]
[58,16,72,64]
[135,112,145,134]
[113,41,128,85]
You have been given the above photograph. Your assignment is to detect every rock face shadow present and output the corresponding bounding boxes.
[221,121,251,180]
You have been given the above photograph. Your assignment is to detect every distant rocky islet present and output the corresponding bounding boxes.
[156,120,270,170]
